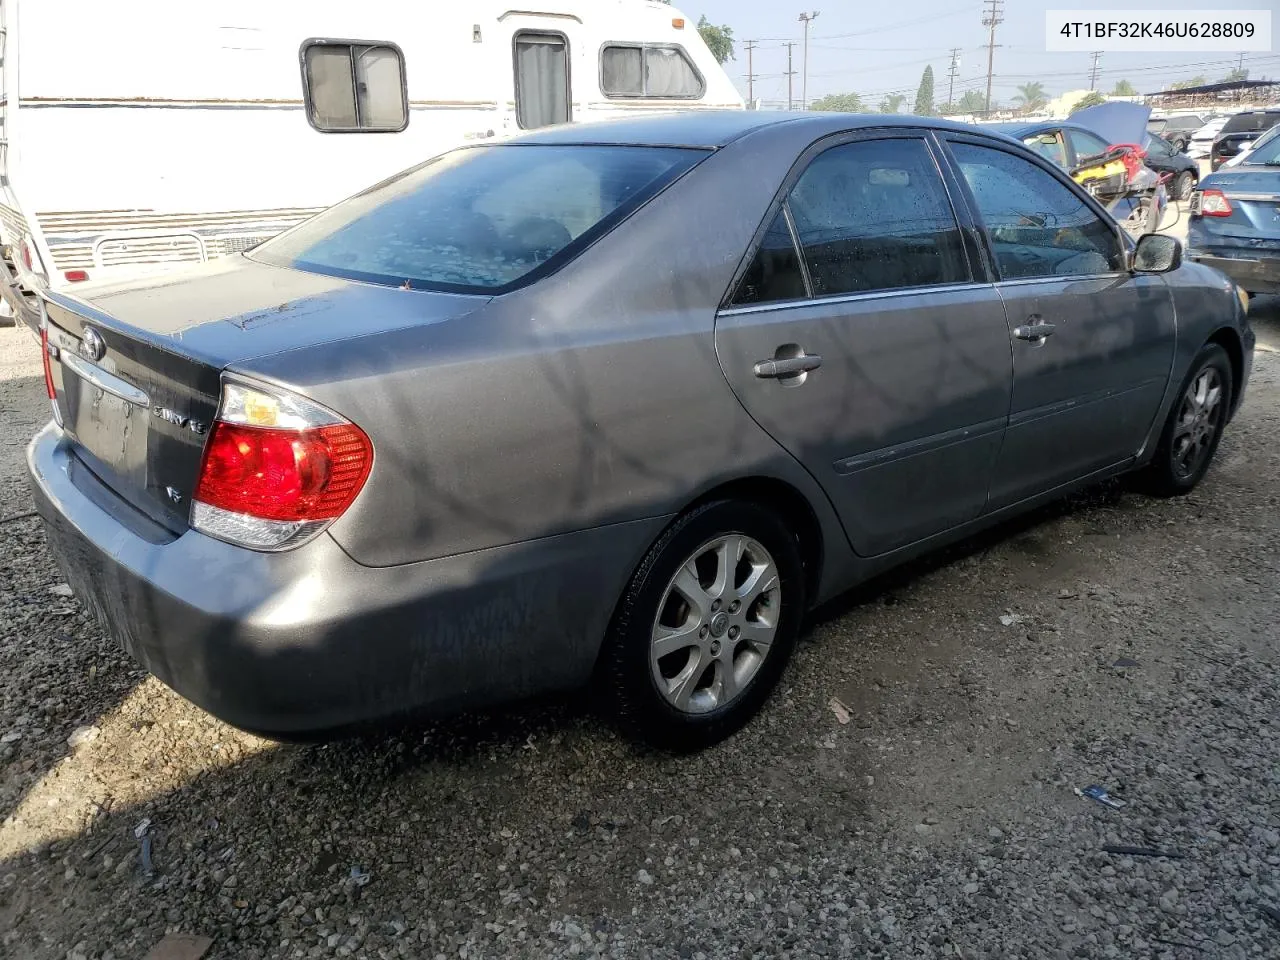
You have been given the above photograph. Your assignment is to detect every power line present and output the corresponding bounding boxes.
[1088,51,1103,90]
[982,0,1004,116]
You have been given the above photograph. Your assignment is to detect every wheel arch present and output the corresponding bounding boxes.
[1206,325,1245,417]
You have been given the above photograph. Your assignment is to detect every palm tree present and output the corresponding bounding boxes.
[1013,82,1048,115]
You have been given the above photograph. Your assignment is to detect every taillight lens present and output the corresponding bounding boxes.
[191,380,372,550]
[1196,189,1233,217]
[64,270,89,282]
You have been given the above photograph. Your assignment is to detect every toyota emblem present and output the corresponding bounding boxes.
[79,326,105,362]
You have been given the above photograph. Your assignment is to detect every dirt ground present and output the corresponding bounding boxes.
[1,298,1278,960]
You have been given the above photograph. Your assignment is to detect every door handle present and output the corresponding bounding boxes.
[754,353,823,379]
[1013,320,1056,342]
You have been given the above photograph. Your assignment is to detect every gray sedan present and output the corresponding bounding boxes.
[27,112,1254,748]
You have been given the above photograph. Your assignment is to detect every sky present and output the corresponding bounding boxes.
[684,0,1280,108]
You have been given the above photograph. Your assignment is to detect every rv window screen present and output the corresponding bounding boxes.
[600,44,704,98]
[303,41,407,132]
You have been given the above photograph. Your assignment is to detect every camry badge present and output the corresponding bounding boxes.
[79,326,106,362]
[152,406,208,435]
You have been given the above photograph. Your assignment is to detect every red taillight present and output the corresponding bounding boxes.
[64,270,88,282]
[194,421,372,522]
[40,325,56,400]
[1198,189,1233,217]
[190,380,372,550]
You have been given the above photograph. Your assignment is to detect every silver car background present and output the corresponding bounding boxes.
[28,112,1254,748]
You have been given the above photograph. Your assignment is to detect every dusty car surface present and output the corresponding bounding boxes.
[28,111,1254,748]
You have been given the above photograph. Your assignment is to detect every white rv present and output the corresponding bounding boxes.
[0,0,742,327]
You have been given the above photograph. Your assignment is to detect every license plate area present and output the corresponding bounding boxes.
[59,354,150,490]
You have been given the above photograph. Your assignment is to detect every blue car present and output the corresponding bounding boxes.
[1188,125,1280,295]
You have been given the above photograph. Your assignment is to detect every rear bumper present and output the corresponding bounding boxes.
[1189,251,1280,295]
[27,423,660,735]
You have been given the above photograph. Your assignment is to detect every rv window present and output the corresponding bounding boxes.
[514,33,570,129]
[302,41,407,133]
[600,44,704,99]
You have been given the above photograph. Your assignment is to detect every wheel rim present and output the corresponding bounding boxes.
[1172,366,1225,480]
[650,534,781,715]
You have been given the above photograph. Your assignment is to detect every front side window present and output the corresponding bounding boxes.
[601,44,703,98]
[951,142,1123,280]
[514,33,570,129]
[251,145,703,293]
[1022,131,1067,168]
[785,138,970,297]
[302,42,406,132]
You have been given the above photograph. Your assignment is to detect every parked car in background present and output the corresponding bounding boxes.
[1211,110,1280,171]
[1189,125,1280,295]
[1221,123,1280,169]
[1141,133,1199,200]
[1148,114,1205,153]
[28,113,1253,748]
[1188,116,1229,160]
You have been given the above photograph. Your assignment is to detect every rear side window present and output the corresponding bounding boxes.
[302,41,407,132]
[785,138,970,297]
[251,145,703,293]
[601,44,704,98]
[951,142,1123,280]
[732,209,807,306]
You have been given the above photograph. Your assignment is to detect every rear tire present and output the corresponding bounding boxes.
[1173,171,1195,202]
[600,500,805,751]
[1140,343,1233,497]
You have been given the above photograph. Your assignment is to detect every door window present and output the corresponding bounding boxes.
[515,33,570,129]
[785,138,969,297]
[1066,128,1110,162]
[951,142,1123,280]
[731,208,807,306]
[1022,131,1067,168]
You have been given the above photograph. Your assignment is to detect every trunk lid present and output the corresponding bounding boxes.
[1195,169,1280,243]
[43,256,488,532]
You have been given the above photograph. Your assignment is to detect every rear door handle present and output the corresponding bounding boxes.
[1013,320,1056,342]
[754,354,823,378]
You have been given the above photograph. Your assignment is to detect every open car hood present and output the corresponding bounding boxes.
[1068,101,1153,146]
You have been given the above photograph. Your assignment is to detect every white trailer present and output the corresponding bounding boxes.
[0,0,741,327]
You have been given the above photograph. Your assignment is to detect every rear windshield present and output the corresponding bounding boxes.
[1221,112,1280,135]
[251,144,704,293]
[1243,127,1280,165]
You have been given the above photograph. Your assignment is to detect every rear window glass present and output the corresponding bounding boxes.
[251,145,703,293]
[1221,112,1280,134]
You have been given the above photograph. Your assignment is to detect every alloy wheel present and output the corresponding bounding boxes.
[649,534,780,715]
[1172,366,1224,480]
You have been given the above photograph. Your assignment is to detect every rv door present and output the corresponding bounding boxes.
[512,31,570,129]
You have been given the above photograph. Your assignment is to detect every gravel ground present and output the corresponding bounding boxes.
[1,303,1279,960]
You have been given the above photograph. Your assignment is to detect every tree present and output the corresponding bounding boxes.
[1112,79,1137,96]
[1223,67,1249,82]
[809,92,863,112]
[878,93,906,114]
[1071,90,1107,112]
[1013,82,1048,114]
[696,15,734,64]
[956,89,988,114]
[914,65,935,116]
[1170,75,1208,90]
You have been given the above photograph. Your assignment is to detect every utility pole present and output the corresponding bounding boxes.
[784,42,796,110]
[947,47,960,110]
[798,12,820,110]
[744,39,757,107]
[1089,51,1102,90]
[982,0,1003,117]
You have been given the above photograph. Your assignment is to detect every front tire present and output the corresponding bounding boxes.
[1141,343,1233,497]
[600,500,805,750]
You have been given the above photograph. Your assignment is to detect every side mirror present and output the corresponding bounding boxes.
[1132,233,1182,273]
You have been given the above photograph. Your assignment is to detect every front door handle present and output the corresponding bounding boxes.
[1013,320,1056,342]
[754,353,823,379]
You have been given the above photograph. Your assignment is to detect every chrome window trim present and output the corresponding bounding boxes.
[718,280,995,317]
